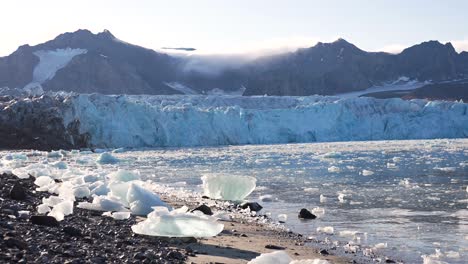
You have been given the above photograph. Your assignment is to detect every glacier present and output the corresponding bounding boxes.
[1,93,467,149]
[61,94,468,148]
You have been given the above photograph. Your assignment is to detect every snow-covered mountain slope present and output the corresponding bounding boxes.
[32,48,88,84]
[58,94,468,148]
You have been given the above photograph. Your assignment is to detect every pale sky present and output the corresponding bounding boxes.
[1,0,468,56]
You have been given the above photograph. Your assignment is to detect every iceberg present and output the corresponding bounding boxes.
[201,174,256,201]
[96,152,119,164]
[131,206,224,238]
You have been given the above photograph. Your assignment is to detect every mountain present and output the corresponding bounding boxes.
[0,30,468,99]
[0,29,180,95]
[243,39,468,96]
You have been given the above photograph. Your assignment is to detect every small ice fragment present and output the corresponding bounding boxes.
[201,174,256,201]
[52,161,68,169]
[373,242,388,249]
[96,152,119,164]
[131,206,224,238]
[337,193,345,203]
[109,169,140,182]
[317,226,334,234]
[328,166,341,173]
[311,207,325,215]
[18,210,30,219]
[73,186,91,198]
[361,170,374,176]
[392,157,401,162]
[37,204,51,214]
[248,251,292,264]
[112,211,131,220]
[47,151,63,158]
[112,148,126,153]
[259,194,273,202]
[338,230,359,237]
[127,183,170,215]
[320,194,327,203]
[34,176,54,187]
[386,163,397,169]
[277,214,287,223]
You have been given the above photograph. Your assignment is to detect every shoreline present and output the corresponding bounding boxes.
[1,171,351,264]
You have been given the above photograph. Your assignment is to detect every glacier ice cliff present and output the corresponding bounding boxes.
[1,93,467,149]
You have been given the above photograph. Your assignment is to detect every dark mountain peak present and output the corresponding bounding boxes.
[97,29,116,39]
[401,40,457,55]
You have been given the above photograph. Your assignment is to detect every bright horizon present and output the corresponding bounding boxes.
[1,0,468,56]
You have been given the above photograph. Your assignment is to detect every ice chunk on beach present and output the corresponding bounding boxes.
[127,183,170,215]
[278,214,288,223]
[48,200,73,221]
[248,251,292,264]
[37,204,51,214]
[201,174,256,201]
[96,152,119,164]
[73,186,91,198]
[77,195,128,212]
[248,251,330,264]
[131,206,224,238]
[108,211,131,220]
[109,169,140,182]
[34,176,54,187]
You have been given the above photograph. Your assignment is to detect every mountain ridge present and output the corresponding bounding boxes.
[0,29,467,99]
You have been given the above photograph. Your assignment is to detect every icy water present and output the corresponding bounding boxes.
[110,139,468,263]
[3,139,467,263]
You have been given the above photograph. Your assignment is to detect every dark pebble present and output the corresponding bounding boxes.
[30,215,59,227]
[10,183,27,200]
[265,244,286,250]
[319,249,329,255]
[240,202,263,212]
[298,208,316,219]
[4,237,28,249]
[191,204,213,215]
[63,226,82,237]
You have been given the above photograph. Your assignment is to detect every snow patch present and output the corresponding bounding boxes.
[31,48,87,84]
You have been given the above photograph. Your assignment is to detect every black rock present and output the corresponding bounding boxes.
[298,208,316,219]
[30,215,59,227]
[133,252,146,260]
[4,237,27,249]
[319,249,329,255]
[166,251,184,260]
[265,244,286,250]
[385,260,396,263]
[240,202,263,212]
[63,226,82,237]
[9,183,26,200]
[191,204,213,215]
[201,195,210,199]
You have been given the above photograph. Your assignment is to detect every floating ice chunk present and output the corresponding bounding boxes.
[373,242,388,250]
[37,204,51,214]
[322,152,342,159]
[259,194,273,202]
[303,187,319,193]
[434,167,456,172]
[338,230,359,237]
[109,169,140,182]
[131,206,224,238]
[248,251,292,264]
[317,226,334,234]
[127,183,170,215]
[111,211,131,220]
[52,161,68,169]
[277,214,287,223]
[77,195,128,212]
[361,170,374,176]
[392,157,402,162]
[386,163,398,169]
[320,194,327,203]
[47,151,63,158]
[112,148,126,153]
[201,174,256,201]
[48,200,73,221]
[311,207,325,215]
[96,152,119,164]
[328,166,341,173]
[337,193,346,203]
